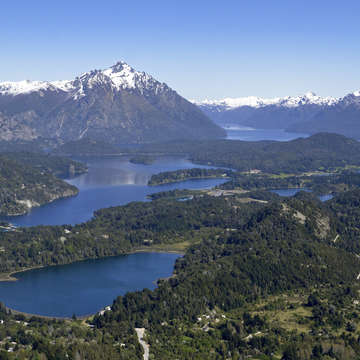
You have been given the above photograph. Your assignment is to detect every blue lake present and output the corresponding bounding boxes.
[0,157,221,317]
[224,125,309,141]
[270,188,333,201]
[270,188,311,197]
[0,252,181,317]
[0,130,328,318]
[5,156,225,227]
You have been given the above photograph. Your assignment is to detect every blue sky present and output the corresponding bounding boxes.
[1,0,359,100]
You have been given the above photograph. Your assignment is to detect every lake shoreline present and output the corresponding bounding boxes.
[0,247,185,283]
[0,249,183,319]
[148,175,230,186]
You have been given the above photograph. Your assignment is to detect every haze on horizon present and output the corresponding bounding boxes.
[1,0,360,100]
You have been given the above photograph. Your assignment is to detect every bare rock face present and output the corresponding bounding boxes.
[0,62,225,144]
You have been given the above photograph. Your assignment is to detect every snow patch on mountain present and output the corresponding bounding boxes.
[0,80,60,96]
[0,61,167,98]
[194,92,338,110]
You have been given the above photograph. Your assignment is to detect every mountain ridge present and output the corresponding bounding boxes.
[0,61,225,144]
[193,91,339,110]
[195,90,360,137]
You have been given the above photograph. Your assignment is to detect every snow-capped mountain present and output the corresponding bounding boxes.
[194,92,338,110]
[0,61,225,143]
[0,61,169,97]
[194,91,360,138]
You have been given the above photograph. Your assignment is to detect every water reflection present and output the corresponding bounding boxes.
[4,156,225,227]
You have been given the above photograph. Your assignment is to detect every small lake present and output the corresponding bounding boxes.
[0,252,181,317]
[270,188,334,201]
[5,157,226,227]
[224,125,309,141]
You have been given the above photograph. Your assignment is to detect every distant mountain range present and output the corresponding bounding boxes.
[0,62,225,144]
[194,91,360,138]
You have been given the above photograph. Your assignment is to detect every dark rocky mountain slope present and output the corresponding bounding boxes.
[0,62,225,144]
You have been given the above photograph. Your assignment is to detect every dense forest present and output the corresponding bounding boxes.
[128,133,360,174]
[2,133,360,358]
[2,188,360,358]
[148,168,232,185]
[2,152,87,178]
[0,194,263,274]
[53,138,121,156]
[218,171,360,196]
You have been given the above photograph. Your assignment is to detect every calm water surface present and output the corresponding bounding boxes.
[5,157,225,227]
[0,253,181,317]
[270,188,334,201]
[224,124,309,141]
[0,130,321,317]
[0,158,220,316]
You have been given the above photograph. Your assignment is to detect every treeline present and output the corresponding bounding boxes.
[129,155,155,165]
[2,152,87,178]
[131,133,360,174]
[148,168,232,185]
[53,138,121,156]
[219,171,360,199]
[0,195,263,274]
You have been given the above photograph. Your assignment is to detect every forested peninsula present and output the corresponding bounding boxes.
[0,153,86,216]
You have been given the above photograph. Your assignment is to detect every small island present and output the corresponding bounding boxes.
[129,155,156,165]
[148,168,232,185]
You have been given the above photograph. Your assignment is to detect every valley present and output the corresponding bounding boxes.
[3,2,360,358]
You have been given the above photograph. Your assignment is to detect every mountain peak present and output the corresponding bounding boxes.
[305,91,317,98]
[100,60,159,92]
[0,61,225,143]
[109,61,134,73]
